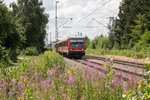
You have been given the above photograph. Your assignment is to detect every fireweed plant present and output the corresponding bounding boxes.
[0,51,149,100]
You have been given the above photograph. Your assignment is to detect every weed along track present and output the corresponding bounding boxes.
[84,55,145,69]
[69,55,146,83]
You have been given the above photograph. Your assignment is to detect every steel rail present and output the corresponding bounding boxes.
[74,59,129,82]
[84,55,145,69]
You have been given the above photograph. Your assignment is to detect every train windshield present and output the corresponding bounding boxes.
[69,38,84,48]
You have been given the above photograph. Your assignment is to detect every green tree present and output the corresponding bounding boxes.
[113,0,150,49]
[0,3,25,61]
[129,14,147,48]
[139,29,150,46]
[85,36,90,49]
[10,0,49,53]
[89,35,109,49]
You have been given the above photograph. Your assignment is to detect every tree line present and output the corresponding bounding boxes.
[87,0,150,53]
[0,0,48,62]
[109,0,150,50]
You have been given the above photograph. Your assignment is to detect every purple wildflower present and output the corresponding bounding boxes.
[8,91,12,95]
[81,97,84,100]
[11,78,16,84]
[41,81,49,88]
[133,56,138,59]
[51,81,54,85]
[101,67,105,71]
[112,79,118,84]
[31,83,34,87]
[51,69,56,75]
[114,72,120,76]
[133,80,137,85]
[86,74,89,80]
[35,72,38,78]
[61,94,66,97]
[128,75,132,81]
[91,75,94,81]
[47,70,51,75]
[105,85,110,88]
[68,76,74,85]
[30,61,34,66]
[86,68,90,72]
[18,81,23,89]
[101,62,104,65]
[94,65,98,69]
[50,97,54,100]
[106,60,110,66]
[87,60,91,67]
[73,71,77,75]
[57,65,60,69]
[75,91,78,93]
[0,84,4,88]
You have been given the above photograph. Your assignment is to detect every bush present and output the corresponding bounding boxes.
[20,47,38,56]
[0,45,8,60]
[86,49,150,59]
[42,46,52,52]
[0,51,65,82]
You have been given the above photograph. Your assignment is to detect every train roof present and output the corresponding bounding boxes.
[55,36,85,44]
[68,36,85,39]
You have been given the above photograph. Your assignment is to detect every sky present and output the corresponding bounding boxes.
[4,0,122,42]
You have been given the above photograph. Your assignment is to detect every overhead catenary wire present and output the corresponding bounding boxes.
[71,0,113,27]
[60,0,113,38]
[71,0,104,22]
[59,0,117,39]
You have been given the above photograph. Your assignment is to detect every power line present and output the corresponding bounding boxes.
[61,0,113,38]
[59,0,117,39]
[71,0,104,26]
[71,0,112,27]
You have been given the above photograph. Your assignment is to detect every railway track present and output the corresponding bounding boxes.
[84,55,145,69]
[71,55,146,82]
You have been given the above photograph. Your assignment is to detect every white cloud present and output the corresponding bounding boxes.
[3,0,122,42]
[3,0,16,7]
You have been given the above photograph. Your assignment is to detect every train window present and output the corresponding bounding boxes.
[63,42,66,46]
[69,38,84,48]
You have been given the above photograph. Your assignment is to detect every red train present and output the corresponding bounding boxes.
[55,37,86,59]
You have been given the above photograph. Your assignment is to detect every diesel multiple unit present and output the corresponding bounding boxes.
[55,37,85,58]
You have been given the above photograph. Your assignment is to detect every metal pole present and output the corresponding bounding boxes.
[50,32,51,47]
[55,1,59,42]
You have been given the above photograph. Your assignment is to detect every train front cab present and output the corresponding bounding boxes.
[67,37,85,59]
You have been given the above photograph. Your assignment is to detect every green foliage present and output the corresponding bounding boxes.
[89,35,109,49]
[41,51,65,74]
[20,47,38,56]
[86,48,150,59]
[126,63,150,99]
[43,46,52,52]
[129,14,147,48]
[108,0,150,49]
[139,29,150,46]
[0,51,64,81]
[1,54,148,99]
[0,3,25,62]
[0,45,9,60]
[85,36,90,48]
[10,0,49,53]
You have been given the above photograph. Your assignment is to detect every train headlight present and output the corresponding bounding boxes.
[82,49,84,50]
[70,49,72,50]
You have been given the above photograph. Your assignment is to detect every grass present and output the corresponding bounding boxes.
[0,51,150,99]
[86,48,150,59]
